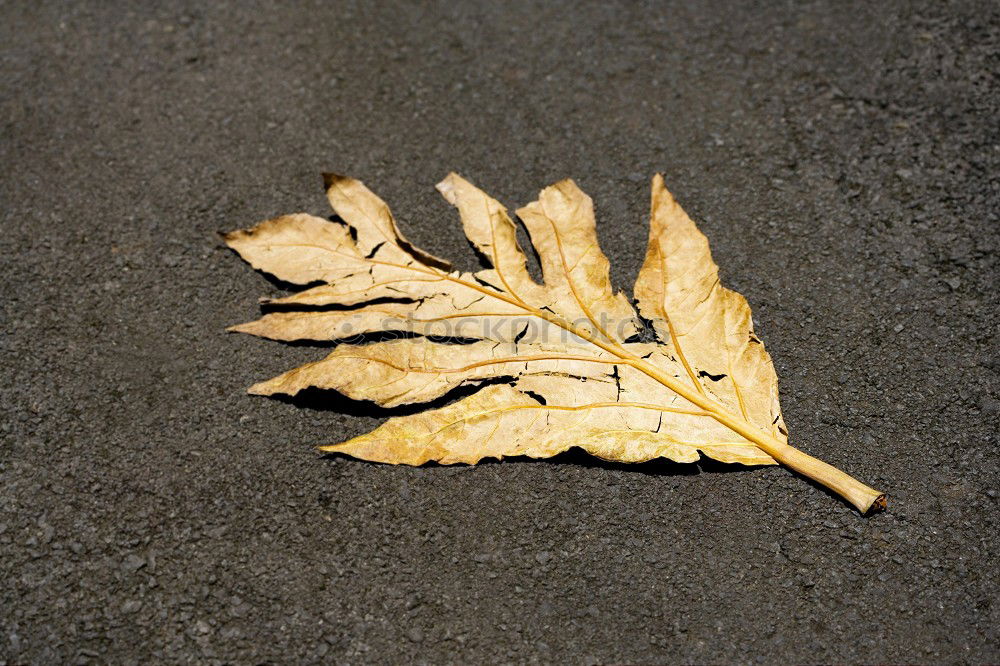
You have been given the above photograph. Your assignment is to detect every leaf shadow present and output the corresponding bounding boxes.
[317,445,765,479]
[247,330,428,350]
[534,448,741,478]
[252,269,323,294]
[268,380,518,418]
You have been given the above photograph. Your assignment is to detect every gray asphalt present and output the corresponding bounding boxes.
[2,1,998,663]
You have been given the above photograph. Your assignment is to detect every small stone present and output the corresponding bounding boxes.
[535,551,551,565]
[40,523,54,544]
[122,554,146,572]
[980,397,1000,417]
[406,627,424,643]
[893,323,904,333]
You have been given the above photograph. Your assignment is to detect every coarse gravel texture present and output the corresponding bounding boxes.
[2,1,998,663]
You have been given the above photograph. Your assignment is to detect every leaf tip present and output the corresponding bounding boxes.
[435,173,460,205]
[227,321,256,335]
[219,228,245,247]
[321,172,348,191]
[247,381,275,396]
[550,177,579,192]
[649,174,684,216]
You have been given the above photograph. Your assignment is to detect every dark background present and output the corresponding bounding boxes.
[2,1,997,663]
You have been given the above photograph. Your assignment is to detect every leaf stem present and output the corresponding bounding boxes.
[622,356,886,514]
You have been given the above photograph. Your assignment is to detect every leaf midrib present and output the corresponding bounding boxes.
[264,227,778,453]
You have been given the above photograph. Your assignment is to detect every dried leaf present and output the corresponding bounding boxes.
[225,173,885,513]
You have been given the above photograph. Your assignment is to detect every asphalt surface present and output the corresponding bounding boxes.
[2,1,998,663]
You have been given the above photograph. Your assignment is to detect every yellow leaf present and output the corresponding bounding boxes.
[225,173,886,514]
